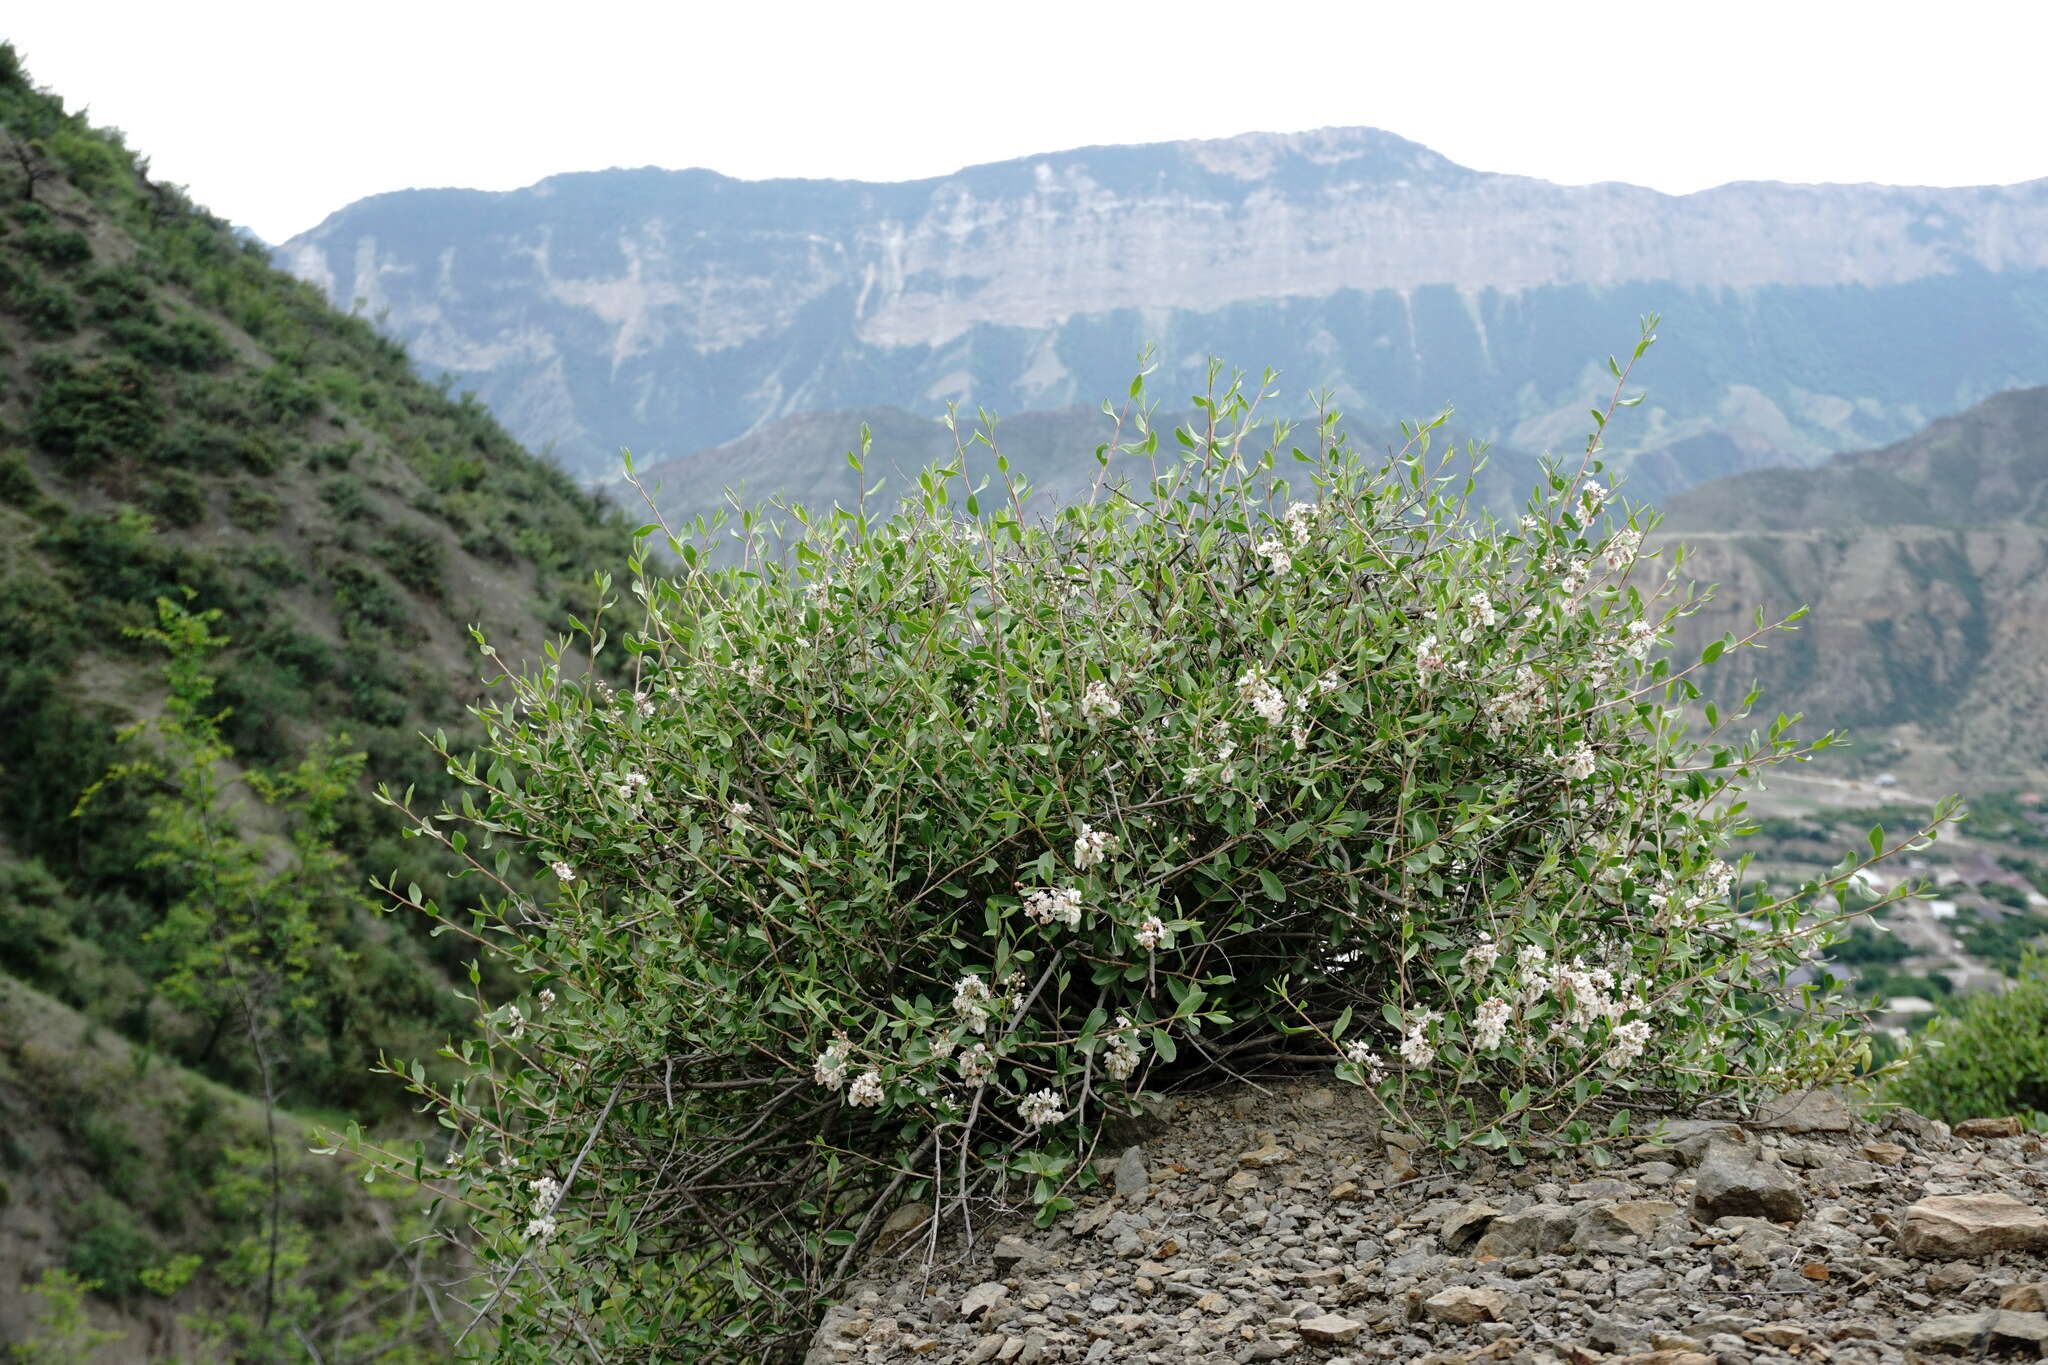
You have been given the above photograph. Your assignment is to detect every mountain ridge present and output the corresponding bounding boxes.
[281,126,2048,483]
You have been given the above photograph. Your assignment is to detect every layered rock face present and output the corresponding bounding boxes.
[810,1080,2048,1364]
[279,129,2048,483]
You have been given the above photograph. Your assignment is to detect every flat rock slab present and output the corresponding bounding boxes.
[1297,1312,1363,1343]
[1752,1089,1858,1133]
[1955,1115,2026,1140]
[1907,1308,2048,1352]
[1895,1193,2048,1259]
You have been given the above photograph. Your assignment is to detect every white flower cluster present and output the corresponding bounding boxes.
[814,1037,852,1090]
[1283,501,1318,547]
[1468,933,1501,977]
[526,1173,562,1243]
[614,770,650,804]
[549,861,575,882]
[1603,527,1642,572]
[956,1042,993,1084]
[1467,590,1499,631]
[1556,742,1598,782]
[1236,667,1289,725]
[1556,961,1638,1030]
[1080,680,1121,723]
[727,801,754,829]
[1580,481,1610,514]
[1074,823,1117,870]
[1133,914,1167,950]
[1254,535,1294,577]
[1022,885,1083,929]
[1018,1089,1066,1127]
[1472,996,1512,1050]
[1485,666,1546,739]
[1647,859,1736,921]
[1619,618,1657,661]
[954,974,996,1034]
[1343,1040,1389,1084]
[848,1069,885,1108]
[1604,1018,1652,1069]
[1414,634,1450,679]
[1400,1009,1441,1069]
[1103,1016,1142,1081]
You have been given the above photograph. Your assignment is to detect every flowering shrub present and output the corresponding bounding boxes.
[352,330,1954,1361]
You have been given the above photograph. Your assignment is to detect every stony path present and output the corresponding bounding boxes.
[806,1080,2048,1364]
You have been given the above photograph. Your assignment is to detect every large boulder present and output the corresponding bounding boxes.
[1692,1140,1805,1223]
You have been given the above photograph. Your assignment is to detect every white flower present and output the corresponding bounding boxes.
[538,987,556,1013]
[1557,742,1597,782]
[1103,1017,1143,1081]
[1254,536,1293,577]
[1314,668,1343,696]
[1080,680,1121,723]
[1468,935,1500,977]
[1018,1089,1066,1128]
[1286,499,1318,548]
[1022,886,1084,929]
[1603,527,1642,572]
[956,1042,993,1084]
[526,1214,558,1243]
[727,801,753,829]
[1604,1018,1652,1070]
[954,975,996,1034]
[633,691,655,718]
[814,1038,852,1091]
[1236,667,1289,725]
[1473,997,1512,1050]
[1343,1040,1389,1084]
[1414,634,1448,678]
[500,1005,527,1041]
[1074,823,1117,871]
[1399,1011,1440,1070]
[1469,591,1498,628]
[848,1069,885,1108]
[529,1174,562,1208]
[1134,915,1167,950]
[549,861,575,882]
[1621,618,1657,660]
[1581,481,1609,512]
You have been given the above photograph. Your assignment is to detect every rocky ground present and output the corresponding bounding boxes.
[805,1080,2048,1364]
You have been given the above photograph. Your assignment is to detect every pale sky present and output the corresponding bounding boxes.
[10,1,2046,244]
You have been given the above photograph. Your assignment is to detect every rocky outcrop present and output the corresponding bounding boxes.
[807,1080,2048,1364]
[280,130,2048,484]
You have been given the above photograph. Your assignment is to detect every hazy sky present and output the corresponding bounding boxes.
[11,1,2046,243]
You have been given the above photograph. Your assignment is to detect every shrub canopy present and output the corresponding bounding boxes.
[361,344,1951,1361]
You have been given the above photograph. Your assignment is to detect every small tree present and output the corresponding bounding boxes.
[353,328,1953,1361]
[76,594,368,1352]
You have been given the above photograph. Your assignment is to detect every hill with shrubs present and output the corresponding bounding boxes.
[1659,385,2048,785]
[0,43,624,1359]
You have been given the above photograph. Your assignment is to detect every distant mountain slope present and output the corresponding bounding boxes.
[636,393,1798,538]
[1659,387,2048,781]
[281,127,2048,486]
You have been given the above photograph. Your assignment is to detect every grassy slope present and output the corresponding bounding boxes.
[0,44,619,1352]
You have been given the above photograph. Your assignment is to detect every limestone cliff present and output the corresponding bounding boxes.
[279,128,2048,483]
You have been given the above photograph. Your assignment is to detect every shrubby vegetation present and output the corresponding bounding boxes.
[350,337,1951,1360]
[1891,962,2048,1126]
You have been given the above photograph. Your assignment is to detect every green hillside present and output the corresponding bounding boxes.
[0,44,622,1357]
